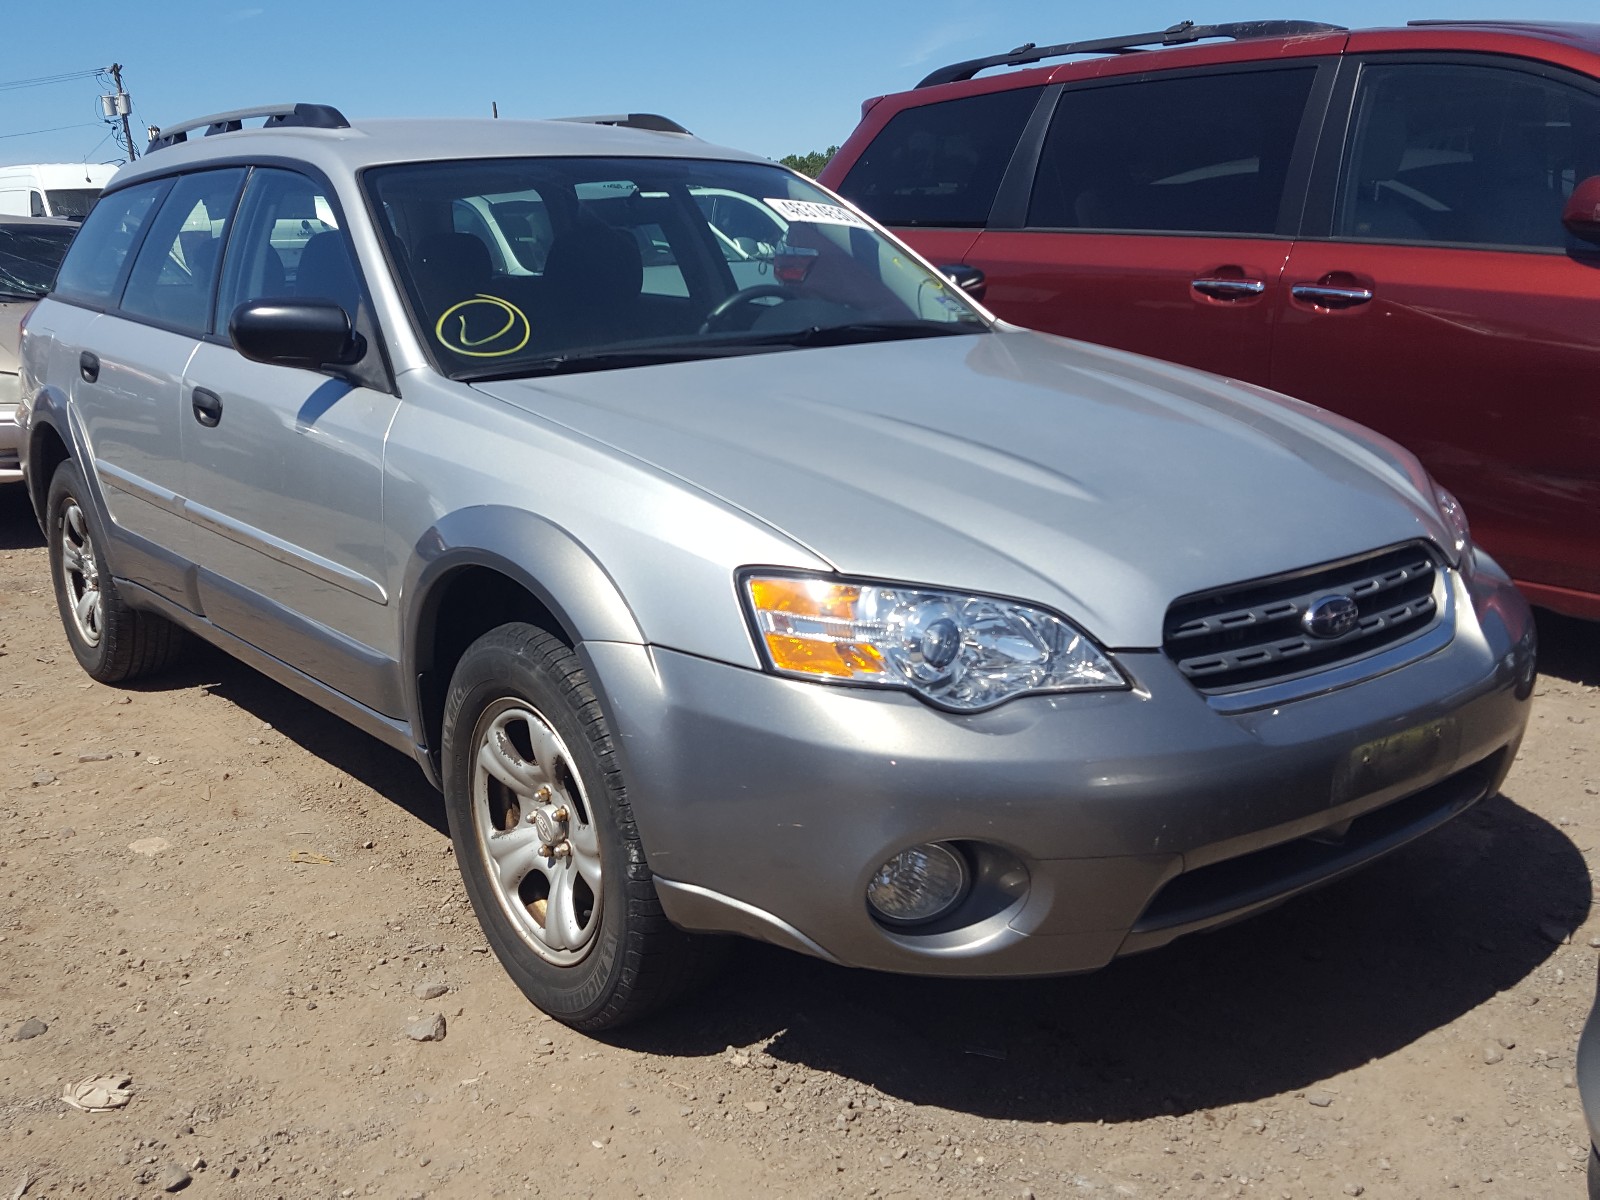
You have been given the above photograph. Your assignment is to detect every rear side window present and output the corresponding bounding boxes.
[836,87,1042,227]
[51,178,171,307]
[120,169,246,334]
[1029,68,1317,235]
[1336,62,1600,249]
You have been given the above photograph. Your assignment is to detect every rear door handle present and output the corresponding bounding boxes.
[78,352,99,383]
[1290,283,1373,307]
[191,387,223,428]
[1191,277,1266,300]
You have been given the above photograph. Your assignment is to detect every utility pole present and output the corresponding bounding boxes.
[108,64,137,160]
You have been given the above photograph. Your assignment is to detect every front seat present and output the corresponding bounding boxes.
[539,223,643,348]
[411,232,494,317]
[294,231,362,316]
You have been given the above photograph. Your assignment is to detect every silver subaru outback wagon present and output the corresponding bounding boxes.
[18,103,1535,1031]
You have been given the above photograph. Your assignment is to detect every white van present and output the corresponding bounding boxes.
[0,164,116,220]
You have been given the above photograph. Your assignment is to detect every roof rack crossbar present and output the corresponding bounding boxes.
[147,103,350,153]
[916,19,1346,88]
[552,113,693,136]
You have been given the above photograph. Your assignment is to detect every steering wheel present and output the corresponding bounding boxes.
[698,285,800,334]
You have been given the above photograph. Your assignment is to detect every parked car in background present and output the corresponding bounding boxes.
[0,215,76,482]
[18,104,1534,1032]
[0,164,115,220]
[821,18,1600,622]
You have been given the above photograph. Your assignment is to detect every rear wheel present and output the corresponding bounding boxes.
[46,459,186,683]
[441,622,720,1030]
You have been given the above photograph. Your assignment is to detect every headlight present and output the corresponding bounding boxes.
[1431,481,1472,567]
[742,573,1125,711]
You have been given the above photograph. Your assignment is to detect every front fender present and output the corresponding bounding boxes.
[403,504,645,651]
[400,504,647,775]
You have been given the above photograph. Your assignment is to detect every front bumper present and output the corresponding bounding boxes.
[586,554,1534,976]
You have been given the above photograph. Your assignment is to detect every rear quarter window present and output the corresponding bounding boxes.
[835,87,1042,227]
[51,178,171,307]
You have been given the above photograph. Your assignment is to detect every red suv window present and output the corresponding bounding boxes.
[1029,68,1318,235]
[1336,62,1600,249]
[835,87,1042,227]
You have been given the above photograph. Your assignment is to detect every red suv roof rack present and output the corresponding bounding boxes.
[916,19,1346,88]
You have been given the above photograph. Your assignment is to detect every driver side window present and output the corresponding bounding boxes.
[215,168,366,331]
[1336,63,1600,248]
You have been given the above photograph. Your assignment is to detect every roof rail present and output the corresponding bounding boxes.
[147,103,350,153]
[552,113,694,136]
[916,19,1346,88]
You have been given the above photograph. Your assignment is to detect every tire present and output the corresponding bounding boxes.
[441,622,721,1031]
[46,459,186,684]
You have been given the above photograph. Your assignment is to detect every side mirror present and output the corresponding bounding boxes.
[1561,175,1600,246]
[939,263,987,302]
[229,300,364,371]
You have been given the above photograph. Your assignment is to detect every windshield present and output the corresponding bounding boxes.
[46,189,101,220]
[365,156,987,379]
[0,223,76,298]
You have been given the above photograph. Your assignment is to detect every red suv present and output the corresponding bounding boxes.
[820,19,1600,621]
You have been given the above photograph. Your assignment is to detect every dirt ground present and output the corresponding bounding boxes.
[1,483,1597,1200]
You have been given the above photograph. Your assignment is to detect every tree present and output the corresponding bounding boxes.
[779,146,840,177]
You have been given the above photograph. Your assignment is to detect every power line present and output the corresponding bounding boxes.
[0,121,102,141]
[0,68,106,94]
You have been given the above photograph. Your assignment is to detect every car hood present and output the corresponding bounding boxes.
[473,330,1449,648]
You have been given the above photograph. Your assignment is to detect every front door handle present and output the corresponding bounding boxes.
[191,387,223,428]
[78,351,99,383]
[1192,277,1266,300]
[1290,283,1373,308]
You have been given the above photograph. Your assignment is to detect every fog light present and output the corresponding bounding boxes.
[866,843,968,926]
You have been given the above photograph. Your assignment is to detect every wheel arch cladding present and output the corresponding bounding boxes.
[404,505,647,766]
[26,389,75,523]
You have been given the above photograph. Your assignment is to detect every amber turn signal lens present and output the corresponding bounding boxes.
[744,577,887,680]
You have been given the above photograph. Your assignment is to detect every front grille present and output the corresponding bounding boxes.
[1163,542,1442,694]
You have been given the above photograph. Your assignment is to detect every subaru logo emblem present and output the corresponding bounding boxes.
[1303,594,1360,639]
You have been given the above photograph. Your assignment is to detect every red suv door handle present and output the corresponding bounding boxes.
[1191,276,1266,300]
[1290,283,1374,308]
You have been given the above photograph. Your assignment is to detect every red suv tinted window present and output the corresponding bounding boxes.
[1337,62,1600,249]
[1029,68,1317,235]
[836,87,1041,227]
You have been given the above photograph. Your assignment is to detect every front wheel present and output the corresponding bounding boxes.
[441,622,720,1031]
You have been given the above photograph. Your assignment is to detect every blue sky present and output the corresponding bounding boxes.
[4,1,1596,166]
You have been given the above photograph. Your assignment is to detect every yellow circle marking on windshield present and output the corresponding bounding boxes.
[435,294,531,358]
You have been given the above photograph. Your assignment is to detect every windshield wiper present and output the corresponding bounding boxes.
[457,345,736,383]
[707,320,984,351]
[455,321,983,383]
[0,289,44,302]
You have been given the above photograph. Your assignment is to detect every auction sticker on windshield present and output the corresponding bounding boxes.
[766,198,869,228]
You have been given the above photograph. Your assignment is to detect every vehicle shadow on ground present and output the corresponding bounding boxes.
[150,639,449,837]
[0,485,44,550]
[621,789,1588,1123]
[1536,607,1599,687]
